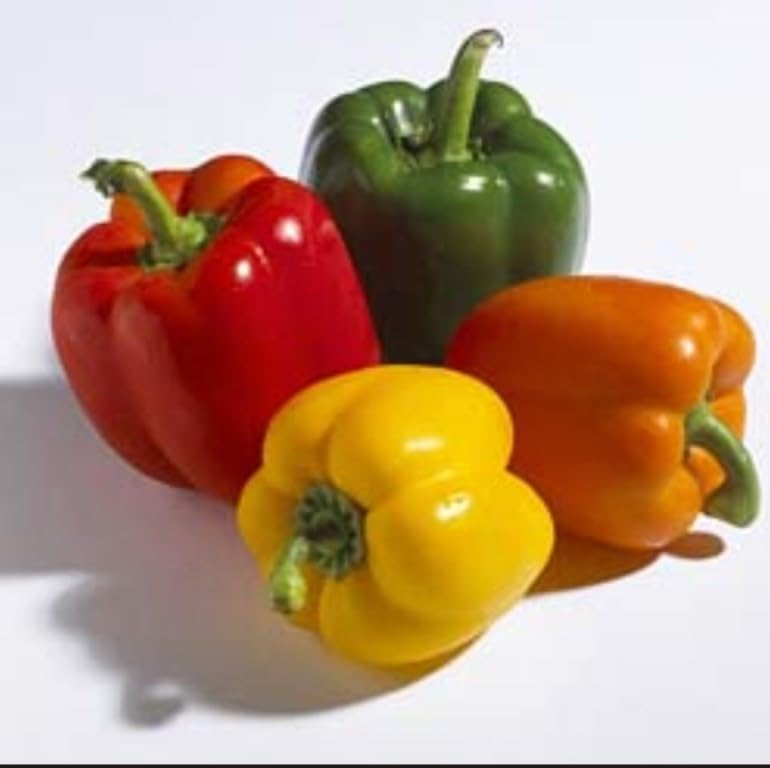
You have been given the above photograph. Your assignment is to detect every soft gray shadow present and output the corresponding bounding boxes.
[0,380,417,726]
[531,529,725,596]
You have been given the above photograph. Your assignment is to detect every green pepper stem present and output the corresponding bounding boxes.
[685,402,760,527]
[434,28,503,162]
[268,482,366,615]
[82,159,209,269]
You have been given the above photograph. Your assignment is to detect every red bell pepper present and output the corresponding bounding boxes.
[52,155,380,502]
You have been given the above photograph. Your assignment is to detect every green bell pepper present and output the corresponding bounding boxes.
[300,29,589,363]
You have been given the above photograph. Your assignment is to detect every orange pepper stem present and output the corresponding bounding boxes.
[269,483,366,615]
[81,159,216,269]
[685,402,760,527]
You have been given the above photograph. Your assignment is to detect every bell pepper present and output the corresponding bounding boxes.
[447,276,760,550]
[300,29,589,364]
[52,155,380,502]
[237,366,553,666]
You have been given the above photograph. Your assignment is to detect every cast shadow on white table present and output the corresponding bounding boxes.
[0,378,725,728]
[0,379,432,727]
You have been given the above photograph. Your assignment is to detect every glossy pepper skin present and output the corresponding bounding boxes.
[301,29,588,364]
[52,156,380,502]
[237,366,553,666]
[447,276,760,551]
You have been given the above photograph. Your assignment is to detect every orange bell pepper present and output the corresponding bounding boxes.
[447,276,760,550]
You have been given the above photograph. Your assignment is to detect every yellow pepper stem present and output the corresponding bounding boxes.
[269,483,366,615]
[269,536,311,614]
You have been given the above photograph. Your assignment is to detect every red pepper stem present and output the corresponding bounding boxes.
[685,402,760,527]
[435,29,503,163]
[82,159,208,269]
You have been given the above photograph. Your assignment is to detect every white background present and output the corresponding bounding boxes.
[2,0,769,762]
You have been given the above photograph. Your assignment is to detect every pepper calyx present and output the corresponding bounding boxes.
[269,482,366,615]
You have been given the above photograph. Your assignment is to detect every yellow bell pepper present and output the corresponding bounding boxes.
[237,366,554,667]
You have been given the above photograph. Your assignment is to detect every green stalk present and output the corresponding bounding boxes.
[685,402,760,527]
[435,28,503,162]
[270,537,311,614]
[82,158,211,269]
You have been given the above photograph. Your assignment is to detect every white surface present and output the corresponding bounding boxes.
[2,0,769,762]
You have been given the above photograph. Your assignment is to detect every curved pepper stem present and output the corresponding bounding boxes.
[269,536,311,614]
[435,28,503,162]
[269,483,366,615]
[82,159,213,269]
[685,402,760,527]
